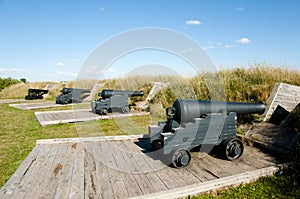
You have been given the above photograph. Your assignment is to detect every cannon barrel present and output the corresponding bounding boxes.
[61,88,90,94]
[171,99,265,124]
[100,89,144,98]
[28,88,49,94]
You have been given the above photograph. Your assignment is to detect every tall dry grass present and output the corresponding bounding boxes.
[1,64,300,105]
[0,82,73,100]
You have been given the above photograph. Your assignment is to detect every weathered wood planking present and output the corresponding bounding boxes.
[243,121,299,154]
[9,101,90,110]
[0,99,26,104]
[9,102,66,110]
[264,83,300,121]
[35,109,150,126]
[0,135,286,199]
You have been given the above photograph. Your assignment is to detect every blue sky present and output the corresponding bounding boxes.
[0,0,299,82]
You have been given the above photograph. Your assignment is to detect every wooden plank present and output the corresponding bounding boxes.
[187,154,217,182]
[83,143,100,199]
[118,141,157,196]
[129,164,284,199]
[68,143,85,199]
[53,143,78,199]
[23,144,60,199]
[37,143,66,198]
[109,141,145,197]
[0,146,40,198]
[9,102,64,110]
[36,134,145,144]
[121,140,170,193]
[35,110,149,126]
[0,99,26,104]
[1,136,291,199]
[192,154,231,179]
[99,140,129,198]
[11,144,56,199]
[123,140,199,191]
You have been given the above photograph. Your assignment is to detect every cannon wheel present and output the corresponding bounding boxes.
[221,138,244,160]
[101,108,108,115]
[151,139,163,150]
[121,106,129,113]
[171,149,191,168]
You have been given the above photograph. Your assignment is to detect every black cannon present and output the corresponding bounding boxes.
[148,99,265,168]
[91,89,144,115]
[25,88,49,100]
[56,88,90,104]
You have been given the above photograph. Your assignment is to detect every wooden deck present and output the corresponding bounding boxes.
[9,102,67,110]
[0,135,286,199]
[35,110,150,126]
[0,99,26,104]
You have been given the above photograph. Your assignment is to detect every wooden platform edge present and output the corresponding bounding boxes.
[36,134,145,145]
[129,163,289,199]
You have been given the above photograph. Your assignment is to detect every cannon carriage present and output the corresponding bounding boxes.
[91,89,144,115]
[148,99,265,168]
[25,88,49,100]
[56,88,90,104]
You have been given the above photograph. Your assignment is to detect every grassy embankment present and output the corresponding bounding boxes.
[0,64,300,197]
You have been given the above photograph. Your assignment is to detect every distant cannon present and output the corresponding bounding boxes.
[56,88,90,104]
[148,99,265,168]
[25,89,49,100]
[91,89,144,115]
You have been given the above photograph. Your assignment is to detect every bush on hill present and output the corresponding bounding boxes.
[0,77,19,92]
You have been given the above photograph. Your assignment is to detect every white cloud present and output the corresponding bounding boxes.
[105,68,116,73]
[57,71,77,77]
[205,45,215,49]
[236,7,244,11]
[56,62,66,66]
[225,44,232,48]
[0,68,19,73]
[185,20,202,25]
[0,67,28,74]
[236,37,251,44]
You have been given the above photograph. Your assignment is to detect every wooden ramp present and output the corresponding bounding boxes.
[35,110,150,126]
[242,103,300,154]
[0,135,287,199]
[263,82,300,121]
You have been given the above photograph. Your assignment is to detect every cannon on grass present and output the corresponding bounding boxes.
[91,89,144,115]
[25,88,49,100]
[56,88,90,104]
[148,99,265,168]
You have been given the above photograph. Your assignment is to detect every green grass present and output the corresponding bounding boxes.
[187,164,300,199]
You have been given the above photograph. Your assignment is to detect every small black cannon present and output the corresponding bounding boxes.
[25,88,49,100]
[148,99,265,168]
[56,88,90,104]
[91,89,144,115]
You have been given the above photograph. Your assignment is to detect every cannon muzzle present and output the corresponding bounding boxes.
[170,99,265,124]
[100,89,144,98]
